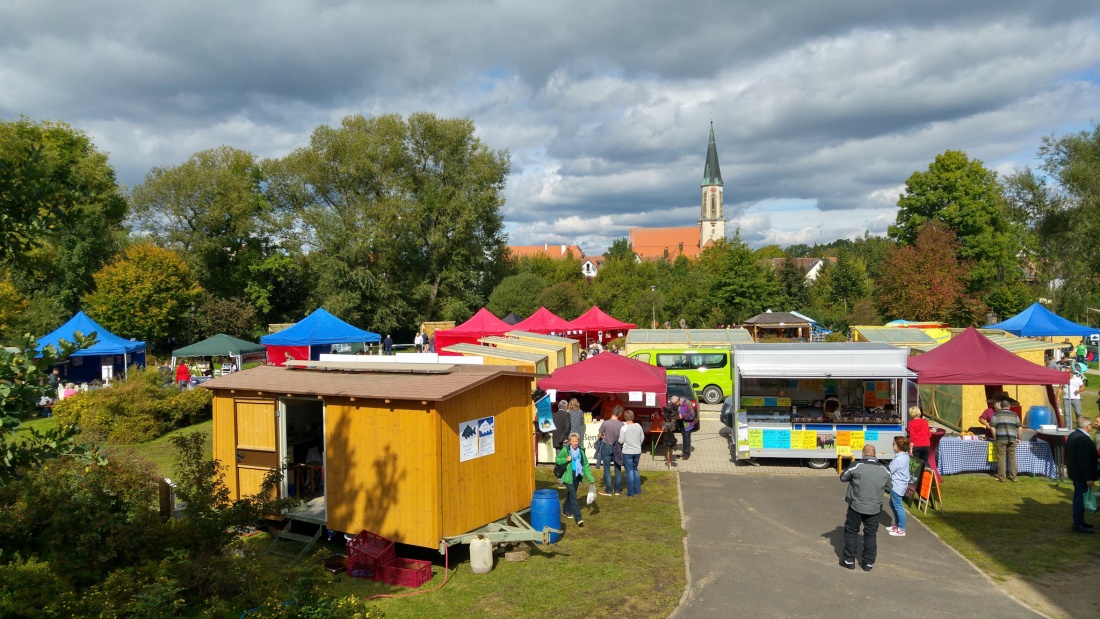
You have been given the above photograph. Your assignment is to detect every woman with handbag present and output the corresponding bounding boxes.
[888,436,911,537]
[678,396,696,461]
[556,432,594,527]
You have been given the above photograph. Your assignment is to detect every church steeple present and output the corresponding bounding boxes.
[699,122,726,245]
[701,121,723,187]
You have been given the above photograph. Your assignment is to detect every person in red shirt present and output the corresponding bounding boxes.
[175,361,191,389]
[907,406,932,463]
[977,398,997,437]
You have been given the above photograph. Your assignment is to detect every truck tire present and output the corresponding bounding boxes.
[701,385,723,404]
[806,458,832,470]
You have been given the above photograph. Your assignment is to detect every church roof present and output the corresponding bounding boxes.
[629,226,701,260]
[702,122,723,187]
[508,244,584,260]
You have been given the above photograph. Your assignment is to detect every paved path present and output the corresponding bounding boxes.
[671,473,1042,619]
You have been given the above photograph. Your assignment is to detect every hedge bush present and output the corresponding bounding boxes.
[53,367,212,443]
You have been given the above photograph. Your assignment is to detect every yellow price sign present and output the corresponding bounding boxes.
[837,445,852,456]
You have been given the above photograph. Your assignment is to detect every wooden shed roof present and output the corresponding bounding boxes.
[201,363,530,402]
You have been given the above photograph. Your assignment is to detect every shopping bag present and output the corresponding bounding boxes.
[586,484,597,505]
[1085,487,1098,513]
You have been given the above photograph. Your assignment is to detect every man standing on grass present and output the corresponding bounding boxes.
[839,444,891,572]
[991,400,1022,482]
[1064,369,1085,420]
[1067,416,1098,534]
[597,406,625,496]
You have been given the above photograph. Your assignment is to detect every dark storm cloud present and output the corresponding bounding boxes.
[1,1,1098,249]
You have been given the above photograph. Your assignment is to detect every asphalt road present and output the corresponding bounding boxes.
[671,473,1042,619]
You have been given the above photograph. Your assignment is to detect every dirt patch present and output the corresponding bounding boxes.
[997,560,1100,619]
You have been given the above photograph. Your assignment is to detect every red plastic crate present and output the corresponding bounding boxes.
[346,530,395,567]
[377,558,433,588]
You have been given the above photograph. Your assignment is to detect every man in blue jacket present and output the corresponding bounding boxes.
[840,444,892,571]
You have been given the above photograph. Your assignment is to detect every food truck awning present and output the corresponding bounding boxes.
[732,342,915,379]
[738,365,916,379]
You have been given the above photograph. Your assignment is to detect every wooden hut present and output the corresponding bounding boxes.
[441,343,549,375]
[507,330,581,365]
[478,336,566,373]
[203,363,535,549]
[741,311,813,341]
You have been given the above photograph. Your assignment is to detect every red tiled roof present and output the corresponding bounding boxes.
[508,244,584,260]
[628,227,701,260]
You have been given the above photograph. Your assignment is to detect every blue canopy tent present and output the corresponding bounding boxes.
[260,308,380,366]
[38,311,146,383]
[986,302,1099,338]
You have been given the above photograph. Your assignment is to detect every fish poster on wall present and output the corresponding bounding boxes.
[535,395,555,433]
[459,416,496,462]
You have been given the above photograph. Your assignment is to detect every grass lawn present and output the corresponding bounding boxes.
[908,475,1085,579]
[105,419,213,478]
[311,467,685,619]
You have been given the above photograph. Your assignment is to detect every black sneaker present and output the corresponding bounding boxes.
[839,559,855,570]
[860,561,874,571]
[577,520,584,528]
[1073,526,1095,534]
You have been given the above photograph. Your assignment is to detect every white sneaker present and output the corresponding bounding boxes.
[889,527,906,537]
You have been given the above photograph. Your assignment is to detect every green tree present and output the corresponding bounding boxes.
[700,233,778,324]
[84,244,204,350]
[535,281,587,320]
[1,118,128,311]
[604,238,635,262]
[753,244,785,261]
[875,222,986,324]
[487,273,546,318]
[829,252,872,313]
[244,251,313,326]
[191,294,260,340]
[775,257,808,310]
[269,113,510,332]
[514,253,585,286]
[1003,125,1100,319]
[888,150,1021,310]
[130,146,276,300]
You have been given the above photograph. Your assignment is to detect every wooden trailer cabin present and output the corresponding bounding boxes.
[506,330,581,365]
[478,335,567,373]
[203,363,535,549]
[440,343,549,375]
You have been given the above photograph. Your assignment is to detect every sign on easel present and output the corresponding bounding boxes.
[917,469,943,513]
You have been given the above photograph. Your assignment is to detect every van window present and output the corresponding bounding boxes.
[689,353,727,369]
[656,354,689,369]
[633,352,650,364]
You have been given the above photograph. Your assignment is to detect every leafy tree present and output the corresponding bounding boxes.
[0,278,27,340]
[269,113,510,332]
[487,273,546,318]
[191,294,260,340]
[0,332,102,484]
[0,118,127,311]
[244,251,313,326]
[131,146,276,300]
[535,281,587,320]
[514,253,585,286]
[829,252,872,313]
[888,150,1021,307]
[604,238,635,262]
[1003,124,1100,319]
[753,244,785,260]
[587,254,660,325]
[84,243,204,351]
[774,257,808,310]
[875,222,986,324]
[700,233,778,324]
[785,243,812,258]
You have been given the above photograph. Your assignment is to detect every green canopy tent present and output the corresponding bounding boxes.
[171,334,266,374]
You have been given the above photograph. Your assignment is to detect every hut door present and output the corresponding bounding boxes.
[234,399,279,499]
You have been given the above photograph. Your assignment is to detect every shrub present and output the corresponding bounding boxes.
[53,367,212,443]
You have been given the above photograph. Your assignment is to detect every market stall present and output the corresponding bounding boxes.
[261,308,380,366]
[907,326,1069,479]
[566,306,635,346]
[434,308,511,356]
[171,333,265,376]
[38,311,146,383]
[537,353,667,462]
[512,307,573,335]
[730,342,915,468]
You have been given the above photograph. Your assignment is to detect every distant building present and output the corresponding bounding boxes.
[762,257,838,282]
[507,243,585,260]
[629,123,727,260]
[581,256,604,278]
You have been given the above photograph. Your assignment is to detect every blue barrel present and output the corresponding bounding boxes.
[1027,405,1053,430]
[530,489,562,544]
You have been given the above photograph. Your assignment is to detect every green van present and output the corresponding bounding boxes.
[628,348,733,404]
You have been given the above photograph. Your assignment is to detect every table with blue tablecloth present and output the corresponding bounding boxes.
[935,437,1057,478]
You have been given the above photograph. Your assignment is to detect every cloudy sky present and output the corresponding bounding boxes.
[3,1,1099,253]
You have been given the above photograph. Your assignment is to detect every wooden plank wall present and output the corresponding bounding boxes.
[323,397,443,549]
[958,349,1057,429]
[212,393,241,499]
[438,375,535,538]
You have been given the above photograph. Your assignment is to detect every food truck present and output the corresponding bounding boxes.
[730,343,915,468]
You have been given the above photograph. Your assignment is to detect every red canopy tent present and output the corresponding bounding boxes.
[908,326,1070,424]
[539,352,667,412]
[512,307,573,335]
[567,306,636,345]
[434,308,511,356]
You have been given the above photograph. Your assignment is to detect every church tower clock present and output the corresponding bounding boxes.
[699,122,726,245]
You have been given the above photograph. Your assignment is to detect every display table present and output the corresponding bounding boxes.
[936,437,1056,478]
[1035,429,1072,482]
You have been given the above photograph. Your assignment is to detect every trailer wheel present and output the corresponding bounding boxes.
[806,458,832,470]
[701,385,723,404]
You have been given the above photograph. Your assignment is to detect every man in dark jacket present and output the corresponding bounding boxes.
[551,400,571,450]
[839,445,892,571]
[1067,416,1099,533]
